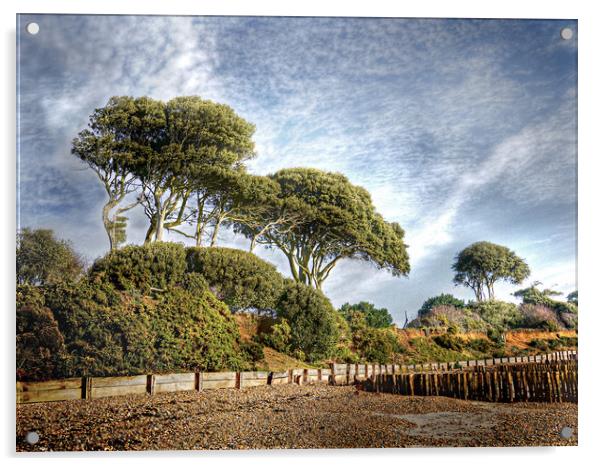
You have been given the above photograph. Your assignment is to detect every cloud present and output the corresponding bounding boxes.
[17,16,577,321]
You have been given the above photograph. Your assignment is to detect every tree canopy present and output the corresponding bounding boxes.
[339,301,393,328]
[234,167,410,289]
[452,241,530,301]
[72,95,256,247]
[16,228,84,286]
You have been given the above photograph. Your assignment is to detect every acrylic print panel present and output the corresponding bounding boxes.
[16,14,577,451]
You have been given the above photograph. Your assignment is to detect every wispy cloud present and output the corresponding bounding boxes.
[17,16,577,320]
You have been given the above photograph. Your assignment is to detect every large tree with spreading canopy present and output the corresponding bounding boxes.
[452,241,530,301]
[72,96,256,247]
[234,168,410,289]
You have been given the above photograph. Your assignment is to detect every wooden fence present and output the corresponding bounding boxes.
[362,359,578,403]
[16,350,576,404]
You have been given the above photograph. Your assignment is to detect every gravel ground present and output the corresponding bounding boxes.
[16,384,577,451]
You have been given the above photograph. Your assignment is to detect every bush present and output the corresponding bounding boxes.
[16,285,68,381]
[240,339,265,363]
[353,327,400,363]
[260,319,291,353]
[276,280,340,362]
[89,242,187,293]
[408,305,488,332]
[519,304,563,331]
[433,334,464,352]
[40,280,248,378]
[418,294,465,317]
[186,247,285,311]
[469,300,522,332]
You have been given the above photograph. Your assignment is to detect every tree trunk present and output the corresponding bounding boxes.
[210,219,222,247]
[101,202,115,251]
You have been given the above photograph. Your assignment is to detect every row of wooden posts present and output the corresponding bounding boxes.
[16,350,576,404]
[362,359,578,403]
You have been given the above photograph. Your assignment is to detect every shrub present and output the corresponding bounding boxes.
[276,280,340,362]
[409,305,488,333]
[353,327,400,363]
[418,294,465,317]
[240,339,265,363]
[469,300,522,332]
[186,247,284,311]
[519,304,563,331]
[260,319,291,353]
[41,280,248,377]
[89,242,187,293]
[16,285,67,381]
[433,334,464,352]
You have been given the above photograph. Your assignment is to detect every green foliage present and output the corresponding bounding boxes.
[433,334,464,352]
[353,327,400,363]
[237,167,410,289]
[37,280,248,378]
[17,228,84,286]
[339,301,393,328]
[89,242,187,293]
[469,300,522,332]
[528,336,578,352]
[408,305,488,333]
[240,339,265,363]
[73,95,257,244]
[567,290,578,305]
[452,241,530,301]
[513,283,578,316]
[16,286,67,381]
[276,280,340,362]
[185,247,284,311]
[418,294,465,317]
[259,319,292,353]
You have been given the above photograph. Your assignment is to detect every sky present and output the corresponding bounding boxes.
[17,15,577,323]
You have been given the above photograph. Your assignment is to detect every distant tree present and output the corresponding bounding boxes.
[567,290,578,305]
[452,241,530,301]
[339,302,393,328]
[418,293,465,317]
[236,168,410,289]
[17,228,84,286]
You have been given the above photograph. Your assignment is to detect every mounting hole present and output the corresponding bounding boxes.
[560,426,573,439]
[25,431,39,444]
[560,27,573,40]
[26,22,40,35]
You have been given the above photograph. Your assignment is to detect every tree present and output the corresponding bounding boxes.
[17,228,84,286]
[339,301,393,328]
[73,96,256,246]
[452,241,530,301]
[72,96,158,250]
[276,280,340,362]
[137,97,256,243]
[236,168,410,289]
[185,247,285,311]
[418,293,465,317]
[567,290,578,305]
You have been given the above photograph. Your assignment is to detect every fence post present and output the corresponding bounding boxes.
[82,376,92,400]
[146,374,155,395]
[236,372,242,389]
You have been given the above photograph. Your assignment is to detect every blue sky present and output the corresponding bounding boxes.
[17,15,577,322]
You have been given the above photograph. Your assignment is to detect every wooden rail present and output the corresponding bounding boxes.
[16,350,576,404]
